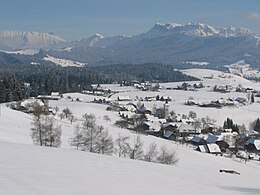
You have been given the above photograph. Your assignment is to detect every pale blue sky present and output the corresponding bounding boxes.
[0,0,260,40]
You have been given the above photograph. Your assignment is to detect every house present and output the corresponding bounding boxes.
[191,133,219,145]
[161,122,178,132]
[255,91,260,97]
[91,84,103,91]
[216,135,230,152]
[160,96,172,102]
[124,104,137,112]
[117,96,131,101]
[193,82,204,89]
[163,131,175,140]
[235,97,247,104]
[178,123,196,135]
[118,111,135,120]
[245,138,260,151]
[207,144,221,154]
[154,108,164,118]
[197,144,221,154]
[213,85,232,93]
[37,92,61,101]
[197,145,209,153]
[145,121,162,136]
[203,134,218,144]
[20,99,45,113]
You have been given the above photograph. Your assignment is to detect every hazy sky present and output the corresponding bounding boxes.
[1,0,260,40]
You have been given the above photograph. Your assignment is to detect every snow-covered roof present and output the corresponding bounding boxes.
[178,124,195,133]
[203,134,218,144]
[51,92,60,96]
[124,105,137,112]
[117,96,131,101]
[246,138,260,150]
[191,135,203,143]
[162,122,178,128]
[144,121,161,132]
[118,111,135,118]
[21,99,44,107]
[164,131,174,139]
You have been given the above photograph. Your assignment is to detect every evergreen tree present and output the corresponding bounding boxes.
[251,93,255,103]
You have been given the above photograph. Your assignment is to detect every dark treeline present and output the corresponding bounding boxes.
[0,74,26,103]
[0,63,199,103]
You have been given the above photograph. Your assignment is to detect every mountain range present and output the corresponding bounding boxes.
[0,22,260,68]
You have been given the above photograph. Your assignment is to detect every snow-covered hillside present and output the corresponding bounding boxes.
[1,140,259,195]
[43,55,86,67]
[0,68,260,194]
[225,60,260,80]
[0,49,38,55]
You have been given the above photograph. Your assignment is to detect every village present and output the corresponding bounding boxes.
[13,69,260,163]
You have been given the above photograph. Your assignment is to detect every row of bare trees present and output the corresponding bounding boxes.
[30,103,178,165]
[70,113,178,165]
[30,103,62,147]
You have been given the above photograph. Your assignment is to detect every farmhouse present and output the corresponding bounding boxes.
[245,138,260,151]
[117,96,131,101]
[197,144,221,154]
[37,92,61,100]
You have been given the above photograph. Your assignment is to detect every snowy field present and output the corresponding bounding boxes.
[0,68,260,194]
[1,140,260,195]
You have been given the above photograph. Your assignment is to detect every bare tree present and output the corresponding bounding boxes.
[68,114,75,124]
[129,136,144,160]
[70,124,83,150]
[31,115,62,147]
[95,130,114,155]
[239,124,247,135]
[143,142,158,162]
[62,107,73,119]
[31,115,44,146]
[157,145,178,165]
[115,120,129,129]
[103,115,111,122]
[189,111,197,119]
[81,113,98,152]
[42,116,62,147]
[115,134,130,157]
[70,113,114,155]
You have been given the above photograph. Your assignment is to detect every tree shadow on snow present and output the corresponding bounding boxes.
[219,186,260,194]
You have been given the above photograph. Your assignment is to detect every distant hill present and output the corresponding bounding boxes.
[0,30,67,50]
[42,22,260,68]
[0,22,260,69]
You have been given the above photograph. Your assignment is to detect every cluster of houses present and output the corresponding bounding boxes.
[172,82,204,91]
[186,97,249,108]
[107,97,260,159]
[82,84,112,96]
[132,81,162,91]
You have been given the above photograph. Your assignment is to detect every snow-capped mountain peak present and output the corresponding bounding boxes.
[0,30,67,50]
[78,33,104,47]
[146,22,255,38]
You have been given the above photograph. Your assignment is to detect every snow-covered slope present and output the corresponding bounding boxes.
[225,60,260,79]
[1,69,260,194]
[0,49,39,55]
[78,33,104,47]
[43,55,86,67]
[0,136,259,195]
